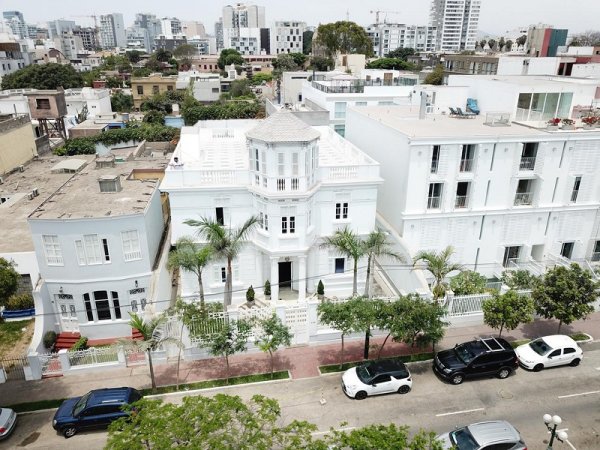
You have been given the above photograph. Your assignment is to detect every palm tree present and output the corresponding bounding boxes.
[184,216,259,308]
[167,237,212,312]
[320,226,363,296]
[413,246,465,302]
[127,313,181,392]
[362,229,404,298]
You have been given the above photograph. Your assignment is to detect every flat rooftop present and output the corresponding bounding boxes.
[351,106,557,139]
[29,158,168,221]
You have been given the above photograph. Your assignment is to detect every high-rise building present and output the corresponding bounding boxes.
[72,26,99,51]
[271,21,305,55]
[222,3,265,29]
[429,0,480,52]
[160,17,182,39]
[3,10,28,38]
[182,21,206,38]
[47,19,76,39]
[215,19,224,51]
[99,13,126,49]
[366,24,437,56]
[221,3,268,55]
[527,25,568,57]
[134,13,162,52]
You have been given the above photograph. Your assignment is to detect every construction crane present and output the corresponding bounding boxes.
[370,10,401,26]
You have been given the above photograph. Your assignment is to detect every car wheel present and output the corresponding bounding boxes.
[62,425,77,438]
[533,364,544,372]
[451,374,464,385]
[355,391,368,400]
[497,368,511,379]
[397,385,411,394]
[570,358,581,367]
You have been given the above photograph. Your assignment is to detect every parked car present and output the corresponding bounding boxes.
[341,359,412,400]
[437,420,527,450]
[52,387,142,438]
[515,335,583,371]
[433,337,518,385]
[0,408,17,441]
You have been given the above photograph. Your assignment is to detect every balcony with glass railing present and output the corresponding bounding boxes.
[514,192,533,206]
[570,189,579,203]
[430,160,439,174]
[455,195,468,208]
[591,252,600,262]
[427,196,442,209]
[519,157,536,171]
[459,158,473,172]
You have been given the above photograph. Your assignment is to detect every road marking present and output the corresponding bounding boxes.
[558,390,600,399]
[436,408,484,417]
[565,439,577,450]
[312,426,356,436]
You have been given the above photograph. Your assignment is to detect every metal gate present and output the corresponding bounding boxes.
[0,355,28,381]
[39,353,63,378]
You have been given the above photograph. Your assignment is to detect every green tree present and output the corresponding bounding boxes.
[0,258,19,308]
[365,58,416,71]
[251,72,273,85]
[107,394,318,450]
[487,39,497,51]
[254,314,293,377]
[315,21,374,57]
[144,58,163,72]
[479,39,487,50]
[498,37,506,51]
[505,39,514,51]
[309,56,334,71]
[217,49,245,70]
[289,52,308,67]
[501,269,539,290]
[142,110,166,125]
[362,229,404,298]
[167,237,212,311]
[385,47,415,60]
[1,63,84,90]
[482,290,535,337]
[181,102,260,124]
[423,64,444,85]
[413,246,464,301]
[154,48,172,62]
[200,319,252,380]
[351,297,384,359]
[110,91,133,112]
[318,299,360,367]
[323,424,444,450]
[126,313,180,392]
[449,270,487,295]
[228,78,253,98]
[516,34,527,47]
[532,264,599,332]
[125,50,143,64]
[320,226,363,296]
[303,30,314,54]
[569,30,600,46]
[132,67,152,78]
[184,216,259,307]
[272,53,301,79]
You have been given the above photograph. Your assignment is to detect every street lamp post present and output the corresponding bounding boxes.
[543,414,569,450]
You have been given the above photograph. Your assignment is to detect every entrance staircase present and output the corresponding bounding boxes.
[54,331,81,351]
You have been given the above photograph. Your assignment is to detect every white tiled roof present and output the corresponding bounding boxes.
[246,110,320,143]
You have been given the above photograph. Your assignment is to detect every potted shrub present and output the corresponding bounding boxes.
[246,285,255,304]
[561,118,575,130]
[43,330,57,351]
[317,280,325,300]
[264,280,271,300]
[547,117,560,129]
[582,116,597,129]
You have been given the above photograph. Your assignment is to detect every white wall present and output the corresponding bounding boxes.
[571,63,600,78]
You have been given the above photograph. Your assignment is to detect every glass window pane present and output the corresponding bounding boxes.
[530,93,545,121]
[543,93,559,120]
[557,92,573,118]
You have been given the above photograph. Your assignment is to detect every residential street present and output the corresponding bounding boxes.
[7,347,600,449]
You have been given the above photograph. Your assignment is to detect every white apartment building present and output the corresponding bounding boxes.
[160,112,382,305]
[0,31,31,80]
[430,0,480,52]
[99,13,126,49]
[27,158,171,344]
[161,17,183,39]
[221,3,267,55]
[271,21,305,55]
[176,71,221,102]
[223,27,264,55]
[222,3,265,29]
[366,24,437,57]
[345,76,600,282]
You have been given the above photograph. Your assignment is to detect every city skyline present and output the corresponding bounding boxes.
[1,0,599,36]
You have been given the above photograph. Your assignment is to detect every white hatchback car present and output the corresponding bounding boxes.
[0,407,17,441]
[515,335,583,371]
[341,359,412,400]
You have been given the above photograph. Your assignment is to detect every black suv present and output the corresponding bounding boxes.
[433,337,518,385]
[52,387,142,438]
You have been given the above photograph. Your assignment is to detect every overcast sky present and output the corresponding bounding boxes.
[2,0,598,36]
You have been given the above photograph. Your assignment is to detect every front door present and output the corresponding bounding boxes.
[57,297,79,332]
[278,262,292,289]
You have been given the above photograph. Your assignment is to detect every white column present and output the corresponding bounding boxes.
[270,257,279,301]
[298,256,307,302]
[255,251,263,294]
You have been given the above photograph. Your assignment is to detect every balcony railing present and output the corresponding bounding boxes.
[455,195,468,208]
[591,252,600,262]
[519,157,536,171]
[459,159,473,172]
[514,192,532,206]
[570,190,579,203]
[427,196,442,209]
[430,160,439,174]
[276,179,286,191]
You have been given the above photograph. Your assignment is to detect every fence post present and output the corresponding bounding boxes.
[117,346,126,364]
[26,353,42,380]
[307,300,319,341]
[445,290,455,313]
[58,349,71,372]
[0,368,6,383]
[274,304,286,324]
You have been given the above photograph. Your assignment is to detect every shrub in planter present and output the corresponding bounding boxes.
[246,285,255,303]
[43,330,57,350]
[317,280,325,297]
[6,293,34,310]
[71,336,88,351]
[264,280,271,297]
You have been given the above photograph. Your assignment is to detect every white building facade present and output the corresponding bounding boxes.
[271,21,305,55]
[99,13,126,49]
[366,24,437,57]
[430,0,480,52]
[161,112,382,305]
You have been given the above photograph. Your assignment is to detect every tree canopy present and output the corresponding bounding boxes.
[365,58,416,70]
[532,263,599,332]
[449,270,488,296]
[423,64,444,86]
[1,63,84,90]
[569,30,600,46]
[385,47,415,60]
[217,49,245,70]
[110,91,133,113]
[482,290,535,337]
[303,30,314,55]
[501,269,539,290]
[0,258,20,308]
[315,21,374,57]
[309,56,334,71]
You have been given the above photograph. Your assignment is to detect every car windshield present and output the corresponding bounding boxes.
[356,364,372,383]
[72,392,91,417]
[450,427,479,450]
[529,338,553,356]
[454,344,476,364]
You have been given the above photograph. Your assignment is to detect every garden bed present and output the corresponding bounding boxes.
[319,353,434,375]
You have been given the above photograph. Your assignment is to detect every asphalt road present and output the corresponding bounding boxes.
[5,349,600,449]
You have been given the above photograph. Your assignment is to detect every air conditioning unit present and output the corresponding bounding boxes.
[18,165,25,172]
[27,193,34,200]
[32,188,39,197]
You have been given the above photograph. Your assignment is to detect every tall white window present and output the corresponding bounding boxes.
[282,217,288,234]
[42,235,63,265]
[278,153,285,176]
[292,153,299,176]
[334,102,347,119]
[75,240,86,265]
[335,202,349,219]
[83,234,102,265]
[122,230,142,261]
[254,148,260,171]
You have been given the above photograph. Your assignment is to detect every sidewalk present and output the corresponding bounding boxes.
[2,312,599,407]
